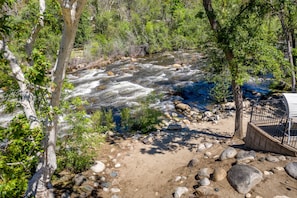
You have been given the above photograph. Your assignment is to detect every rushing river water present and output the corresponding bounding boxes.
[0,50,271,127]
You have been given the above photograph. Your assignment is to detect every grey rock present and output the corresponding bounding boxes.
[110,171,118,177]
[220,147,237,161]
[285,161,297,179]
[73,174,86,186]
[101,182,111,188]
[61,191,71,198]
[199,177,210,186]
[227,164,263,194]
[90,161,105,173]
[266,155,280,163]
[196,168,213,179]
[187,158,199,167]
[174,187,188,198]
[167,123,182,130]
[236,150,256,162]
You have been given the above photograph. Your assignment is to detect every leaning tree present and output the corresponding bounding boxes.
[0,0,87,197]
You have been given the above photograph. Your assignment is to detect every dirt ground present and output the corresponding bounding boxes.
[95,114,297,198]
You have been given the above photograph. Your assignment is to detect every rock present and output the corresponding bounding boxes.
[115,163,121,168]
[199,177,210,186]
[236,150,256,163]
[204,142,213,149]
[195,186,215,196]
[187,158,199,167]
[263,170,273,176]
[174,101,191,113]
[101,182,111,188]
[278,155,287,161]
[219,147,237,161]
[227,164,263,194]
[111,187,121,193]
[167,123,182,130]
[174,187,189,198]
[197,143,206,152]
[196,168,213,179]
[245,193,252,198]
[266,155,280,163]
[204,151,212,158]
[73,174,86,186]
[110,171,118,177]
[272,166,284,173]
[212,167,227,181]
[91,161,105,173]
[285,161,297,179]
[61,191,71,198]
[78,185,94,197]
[175,176,182,182]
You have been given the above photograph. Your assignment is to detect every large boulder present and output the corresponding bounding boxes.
[285,162,297,179]
[227,164,263,194]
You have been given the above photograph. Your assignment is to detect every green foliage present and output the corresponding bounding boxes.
[0,114,43,197]
[120,93,163,134]
[209,70,232,103]
[56,97,117,174]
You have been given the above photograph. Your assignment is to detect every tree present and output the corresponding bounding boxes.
[270,0,297,92]
[202,0,284,138]
[0,0,87,197]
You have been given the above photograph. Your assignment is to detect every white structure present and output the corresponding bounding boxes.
[282,93,297,143]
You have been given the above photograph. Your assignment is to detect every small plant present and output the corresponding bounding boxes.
[120,93,163,134]
[120,107,131,132]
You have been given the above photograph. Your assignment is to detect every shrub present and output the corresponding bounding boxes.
[0,114,43,197]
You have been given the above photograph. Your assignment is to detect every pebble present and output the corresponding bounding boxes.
[174,187,189,198]
[266,155,280,163]
[278,155,286,161]
[115,163,121,168]
[196,168,213,179]
[204,151,212,158]
[272,166,284,172]
[264,170,273,176]
[245,193,252,198]
[175,176,182,182]
[110,171,118,177]
[111,188,121,193]
[199,177,210,186]
[204,142,213,149]
[91,161,106,173]
[187,158,199,167]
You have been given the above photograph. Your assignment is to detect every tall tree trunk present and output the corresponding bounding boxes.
[23,1,87,197]
[203,0,244,138]
[232,79,244,138]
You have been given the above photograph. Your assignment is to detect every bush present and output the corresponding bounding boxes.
[120,93,163,134]
[0,114,43,197]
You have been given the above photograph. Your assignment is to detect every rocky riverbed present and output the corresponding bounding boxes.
[53,100,297,198]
